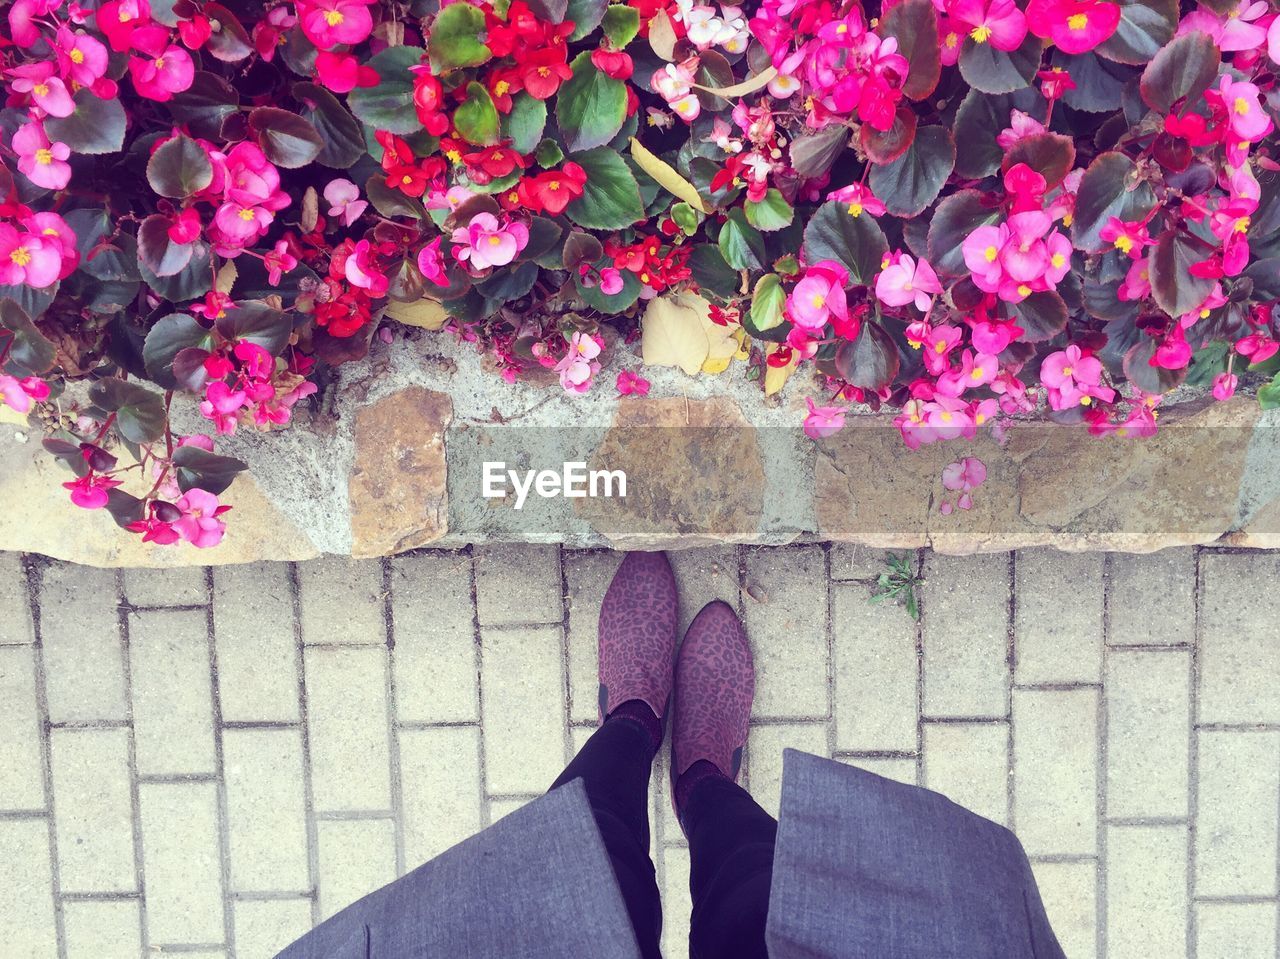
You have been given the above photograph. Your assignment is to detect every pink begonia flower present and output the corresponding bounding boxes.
[876,253,942,312]
[323,178,368,226]
[826,183,886,218]
[996,110,1046,151]
[1182,284,1226,329]
[417,237,449,287]
[947,0,1028,51]
[128,45,194,102]
[62,472,123,510]
[616,370,650,396]
[344,239,388,296]
[803,398,847,439]
[962,222,1010,291]
[1040,344,1115,409]
[1117,257,1151,301]
[1098,217,1152,258]
[599,268,624,296]
[1151,325,1192,370]
[55,26,109,87]
[940,456,987,513]
[6,62,75,117]
[1212,372,1238,402]
[214,200,274,243]
[653,59,700,122]
[971,318,1022,354]
[299,0,375,49]
[11,119,71,191]
[554,332,602,394]
[425,185,479,213]
[264,240,298,286]
[0,374,49,413]
[7,0,57,47]
[173,488,229,548]
[1237,333,1279,364]
[1025,0,1121,54]
[23,211,78,280]
[1271,16,1280,66]
[1179,0,1268,52]
[451,212,530,270]
[787,260,849,332]
[937,349,999,397]
[199,381,247,434]
[168,208,202,245]
[1211,75,1272,142]
[992,370,1035,414]
[0,224,62,288]
[1117,402,1159,439]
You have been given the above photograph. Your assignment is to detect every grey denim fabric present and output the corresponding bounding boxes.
[766,749,1067,959]
[274,778,643,959]
[278,752,1065,959]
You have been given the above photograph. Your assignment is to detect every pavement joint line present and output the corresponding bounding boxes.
[1028,853,1100,865]
[205,565,237,955]
[915,546,927,788]
[1193,894,1280,904]
[0,809,47,820]
[395,720,483,730]
[381,555,407,879]
[58,891,143,902]
[920,715,1009,725]
[228,890,317,902]
[1098,551,1111,959]
[289,561,323,927]
[143,942,227,953]
[311,810,398,822]
[136,774,221,784]
[221,720,303,731]
[116,567,150,959]
[1011,682,1105,692]
[47,719,132,730]
[832,750,920,760]
[465,548,494,831]
[1005,552,1016,838]
[823,543,837,768]
[1105,816,1192,827]
[1188,546,1205,959]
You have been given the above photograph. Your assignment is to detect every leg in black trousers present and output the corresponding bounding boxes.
[549,715,663,959]
[681,775,778,959]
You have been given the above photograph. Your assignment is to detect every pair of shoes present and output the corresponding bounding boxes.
[596,552,755,811]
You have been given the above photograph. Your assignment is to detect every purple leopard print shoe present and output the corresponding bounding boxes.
[670,600,755,789]
[597,551,680,727]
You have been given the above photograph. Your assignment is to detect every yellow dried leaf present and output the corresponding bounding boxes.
[629,138,710,214]
[642,293,710,376]
[701,310,739,374]
[384,298,448,330]
[215,260,238,295]
[763,342,797,396]
[692,66,779,99]
[648,8,677,60]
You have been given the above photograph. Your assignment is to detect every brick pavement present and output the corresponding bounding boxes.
[1,545,1278,958]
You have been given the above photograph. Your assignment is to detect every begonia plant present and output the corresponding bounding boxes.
[1,0,1279,545]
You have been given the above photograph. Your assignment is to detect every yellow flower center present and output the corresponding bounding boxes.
[935,341,947,353]
[1051,253,1065,268]
[1062,366,1074,376]
[1233,97,1249,115]
[944,31,958,48]
[969,24,992,43]
[940,411,953,422]
[494,80,510,96]
[836,23,847,33]
[1114,235,1133,253]
[33,83,49,96]
[155,57,165,69]
[1200,307,1211,318]
[1067,12,1088,29]
[119,9,132,20]
[445,149,462,163]
[549,180,561,191]
[324,9,344,25]
[811,294,825,308]
[35,148,54,165]
[537,66,551,77]
[10,246,32,267]
[488,235,502,246]
[639,272,650,283]
[238,207,255,221]
[1235,216,1250,233]
[976,412,987,425]
[1080,396,1092,406]
[1063,213,1073,227]
[69,48,85,64]
[970,367,984,380]
[1016,284,1031,297]
[847,202,863,217]
[402,175,413,185]
[983,245,998,262]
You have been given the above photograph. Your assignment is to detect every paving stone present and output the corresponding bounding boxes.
[1195,901,1277,959]
[1195,729,1280,897]
[1105,824,1187,959]
[660,844,692,959]
[742,547,829,720]
[668,546,741,642]
[1106,548,1195,646]
[923,722,1009,826]
[122,566,208,607]
[138,781,225,945]
[212,562,299,724]
[563,551,615,724]
[49,728,136,894]
[829,543,893,582]
[569,723,595,760]
[62,899,142,959]
[0,553,34,645]
[298,555,387,645]
[233,898,315,959]
[831,583,917,753]
[1012,688,1098,856]
[488,796,532,824]
[39,562,127,723]
[129,608,216,777]
[401,726,483,866]
[1030,860,1097,959]
[1198,553,1280,724]
[480,625,565,795]
[391,550,478,724]
[0,645,44,810]
[304,646,392,813]
[922,553,1009,718]
[474,544,563,627]
[1105,649,1190,819]
[224,729,310,894]
[316,819,397,920]
[838,755,918,786]
[745,723,828,818]
[0,819,58,957]
[1013,549,1104,684]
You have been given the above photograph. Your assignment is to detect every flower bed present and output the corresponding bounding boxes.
[1,0,1278,549]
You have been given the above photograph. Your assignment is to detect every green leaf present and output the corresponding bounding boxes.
[1056,50,1133,113]
[293,82,365,169]
[172,445,248,495]
[526,0,569,21]
[789,125,850,179]
[744,189,794,232]
[202,2,253,61]
[879,0,941,101]
[214,300,291,355]
[349,47,427,135]
[564,147,644,229]
[535,137,565,168]
[746,274,786,334]
[137,215,194,278]
[574,266,642,312]
[1149,231,1215,318]
[802,201,889,285]
[44,88,126,154]
[868,125,954,218]
[88,380,167,444]
[143,313,216,389]
[556,51,628,153]
[1010,291,1068,342]
[455,82,500,146]
[501,93,547,155]
[166,72,240,141]
[835,321,900,389]
[1001,132,1076,189]
[1140,31,1220,114]
[718,208,766,271]
[1096,0,1177,66]
[688,245,738,301]
[953,88,1037,178]
[0,298,56,376]
[365,175,427,220]
[927,190,1003,277]
[1259,372,1280,411]
[601,4,640,47]
[1071,152,1157,252]
[146,134,214,198]
[958,32,1043,94]
[566,0,608,41]
[428,4,492,71]
[249,107,323,169]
